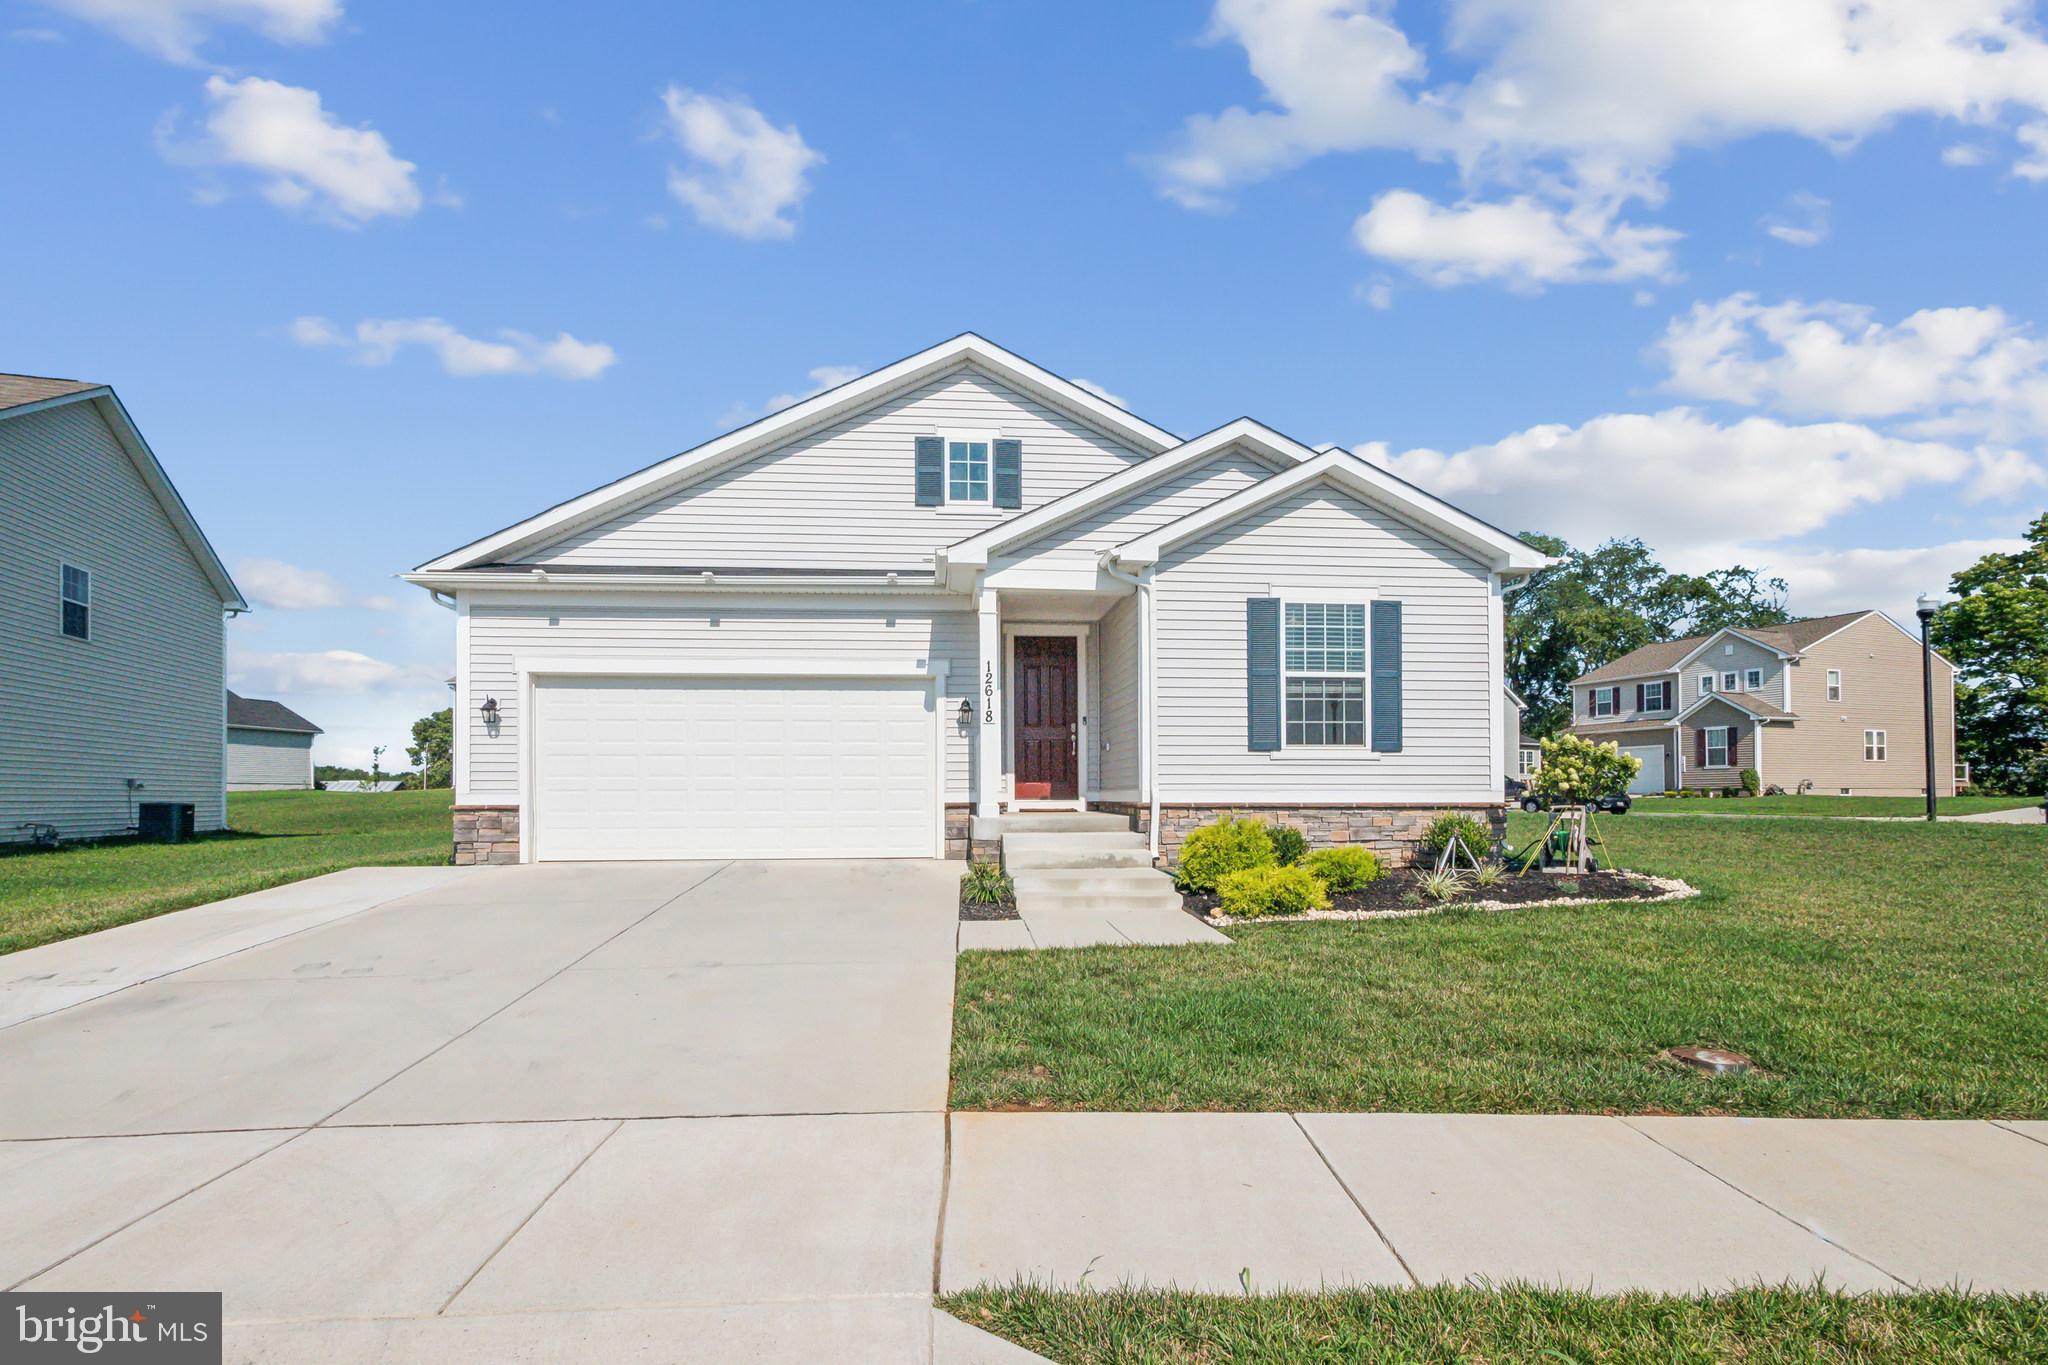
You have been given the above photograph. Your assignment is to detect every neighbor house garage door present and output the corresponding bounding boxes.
[531,676,938,861]
[1622,744,1666,795]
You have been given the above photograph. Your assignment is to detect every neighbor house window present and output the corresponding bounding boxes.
[946,438,990,503]
[1643,680,1671,711]
[1865,729,1887,761]
[60,564,90,640]
[1721,671,1738,692]
[1589,686,1618,718]
[1699,671,1716,696]
[1744,668,1763,691]
[1519,747,1540,776]
[1706,725,1733,767]
[1827,669,1843,702]
[1283,601,1367,746]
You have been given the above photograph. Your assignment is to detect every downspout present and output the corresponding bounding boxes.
[1099,552,1160,861]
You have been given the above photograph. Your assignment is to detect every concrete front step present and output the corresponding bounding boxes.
[989,812,1134,834]
[1018,890,1186,917]
[1004,846,1156,871]
[1013,868,1182,900]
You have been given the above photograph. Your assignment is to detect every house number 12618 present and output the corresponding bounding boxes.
[982,662,995,724]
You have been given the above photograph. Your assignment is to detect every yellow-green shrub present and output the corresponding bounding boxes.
[1302,846,1383,892]
[1215,864,1331,918]
[1174,814,1275,891]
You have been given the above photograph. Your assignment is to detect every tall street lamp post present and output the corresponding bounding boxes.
[1916,593,1939,824]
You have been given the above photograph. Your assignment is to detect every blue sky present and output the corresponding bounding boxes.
[6,0,2046,765]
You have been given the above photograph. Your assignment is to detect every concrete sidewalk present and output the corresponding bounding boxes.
[941,1112,2048,1296]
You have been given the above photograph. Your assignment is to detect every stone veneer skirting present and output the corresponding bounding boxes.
[452,805,520,865]
[1092,801,1506,868]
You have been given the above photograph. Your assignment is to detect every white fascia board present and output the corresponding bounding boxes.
[946,418,1315,570]
[4,389,248,610]
[400,570,950,596]
[416,334,1180,573]
[1108,450,1550,572]
[1568,665,1682,688]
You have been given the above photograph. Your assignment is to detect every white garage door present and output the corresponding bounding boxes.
[1622,744,1666,795]
[532,676,938,862]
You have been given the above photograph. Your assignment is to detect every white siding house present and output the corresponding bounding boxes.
[0,376,246,843]
[406,336,1548,866]
[226,692,322,790]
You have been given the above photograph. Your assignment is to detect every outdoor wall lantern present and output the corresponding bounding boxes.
[480,696,501,727]
[957,697,974,722]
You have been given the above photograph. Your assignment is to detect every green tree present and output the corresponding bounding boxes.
[1507,536,1790,738]
[1931,514,2048,792]
[407,708,454,790]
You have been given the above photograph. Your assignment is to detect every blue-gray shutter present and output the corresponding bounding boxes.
[914,436,944,506]
[1370,599,1403,753]
[993,438,1023,508]
[1247,597,1281,752]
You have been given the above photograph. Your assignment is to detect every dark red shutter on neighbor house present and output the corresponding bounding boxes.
[1636,683,1646,711]
[1696,728,1708,765]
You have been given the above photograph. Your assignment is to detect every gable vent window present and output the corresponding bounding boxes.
[60,564,90,640]
[1283,601,1367,746]
[947,439,990,504]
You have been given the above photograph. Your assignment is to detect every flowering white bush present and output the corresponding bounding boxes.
[1530,733,1641,802]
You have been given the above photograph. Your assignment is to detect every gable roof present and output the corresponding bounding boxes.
[227,691,323,735]
[1575,612,1881,685]
[1107,448,1553,574]
[416,334,1182,574]
[939,418,1313,582]
[0,376,246,611]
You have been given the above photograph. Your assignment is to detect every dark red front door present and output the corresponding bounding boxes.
[1014,636,1078,801]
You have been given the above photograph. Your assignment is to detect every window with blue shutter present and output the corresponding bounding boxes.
[1369,599,1403,752]
[913,436,944,506]
[1246,597,1280,751]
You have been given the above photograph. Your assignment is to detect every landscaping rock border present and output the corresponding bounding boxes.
[1195,870,1701,926]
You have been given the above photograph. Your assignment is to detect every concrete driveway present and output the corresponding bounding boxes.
[0,859,974,1362]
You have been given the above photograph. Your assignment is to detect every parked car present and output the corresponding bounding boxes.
[1517,790,1632,815]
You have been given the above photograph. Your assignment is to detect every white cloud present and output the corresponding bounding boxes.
[1655,292,2048,442]
[164,76,420,226]
[2014,120,2048,180]
[660,86,823,239]
[11,26,64,41]
[1762,192,1830,247]
[719,363,861,427]
[1358,279,1394,310]
[1369,408,1979,557]
[235,557,395,610]
[1943,142,1991,166]
[1352,189,1678,289]
[1699,538,2026,623]
[36,0,339,63]
[230,648,439,695]
[1074,378,1129,408]
[290,314,617,380]
[1158,0,2048,285]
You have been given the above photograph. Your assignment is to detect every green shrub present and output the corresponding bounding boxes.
[1264,824,1308,866]
[1419,812,1492,858]
[1531,732,1642,803]
[960,862,1014,905]
[1301,846,1382,892]
[1215,864,1330,919]
[1740,767,1761,796]
[1174,814,1275,891]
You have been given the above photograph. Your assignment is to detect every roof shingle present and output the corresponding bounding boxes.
[227,691,323,735]
[1574,611,1874,684]
[0,373,101,414]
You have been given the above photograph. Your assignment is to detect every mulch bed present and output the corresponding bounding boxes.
[960,894,1020,922]
[1182,866,1689,924]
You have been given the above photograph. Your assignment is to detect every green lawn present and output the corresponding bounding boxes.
[951,814,2048,1117]
[1632,794,2041,818]
[942,1285,2048,1364]
[0,789,453,955]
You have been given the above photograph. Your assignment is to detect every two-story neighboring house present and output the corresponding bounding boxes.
[1568,612,1956,797]
[1,375,246,843]
[404,335,1551,866]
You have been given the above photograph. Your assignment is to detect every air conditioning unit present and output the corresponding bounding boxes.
[137,802,196,843]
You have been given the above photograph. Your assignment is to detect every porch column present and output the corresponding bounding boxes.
[975,585,1003,815]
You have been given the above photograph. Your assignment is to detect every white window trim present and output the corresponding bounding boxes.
[1744,667,1764,692]
[1271,586,1376,754]
[1721,670,1738,692]
[59,561,91,642]
[938,428,997,510]
[1864,728,1888,762]
[1705,725,1734,768]
[1643,680,1671,712]
[1590,685,1618,718]
[1826,668,1843,702]
[1699,671,1715,698]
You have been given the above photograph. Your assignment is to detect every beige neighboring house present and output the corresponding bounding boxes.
[1567,611,1956,797]
[226,692,322,790]
[0,374,246,842]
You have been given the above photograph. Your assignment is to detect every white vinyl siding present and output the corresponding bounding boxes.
[1095,592,1142,794]
[999,445,1287,564]
[0,402,227,842]
[1151,484,1494,802]
[524,367,1149,571]
[227,728,315,790]
[461,597,976,805]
